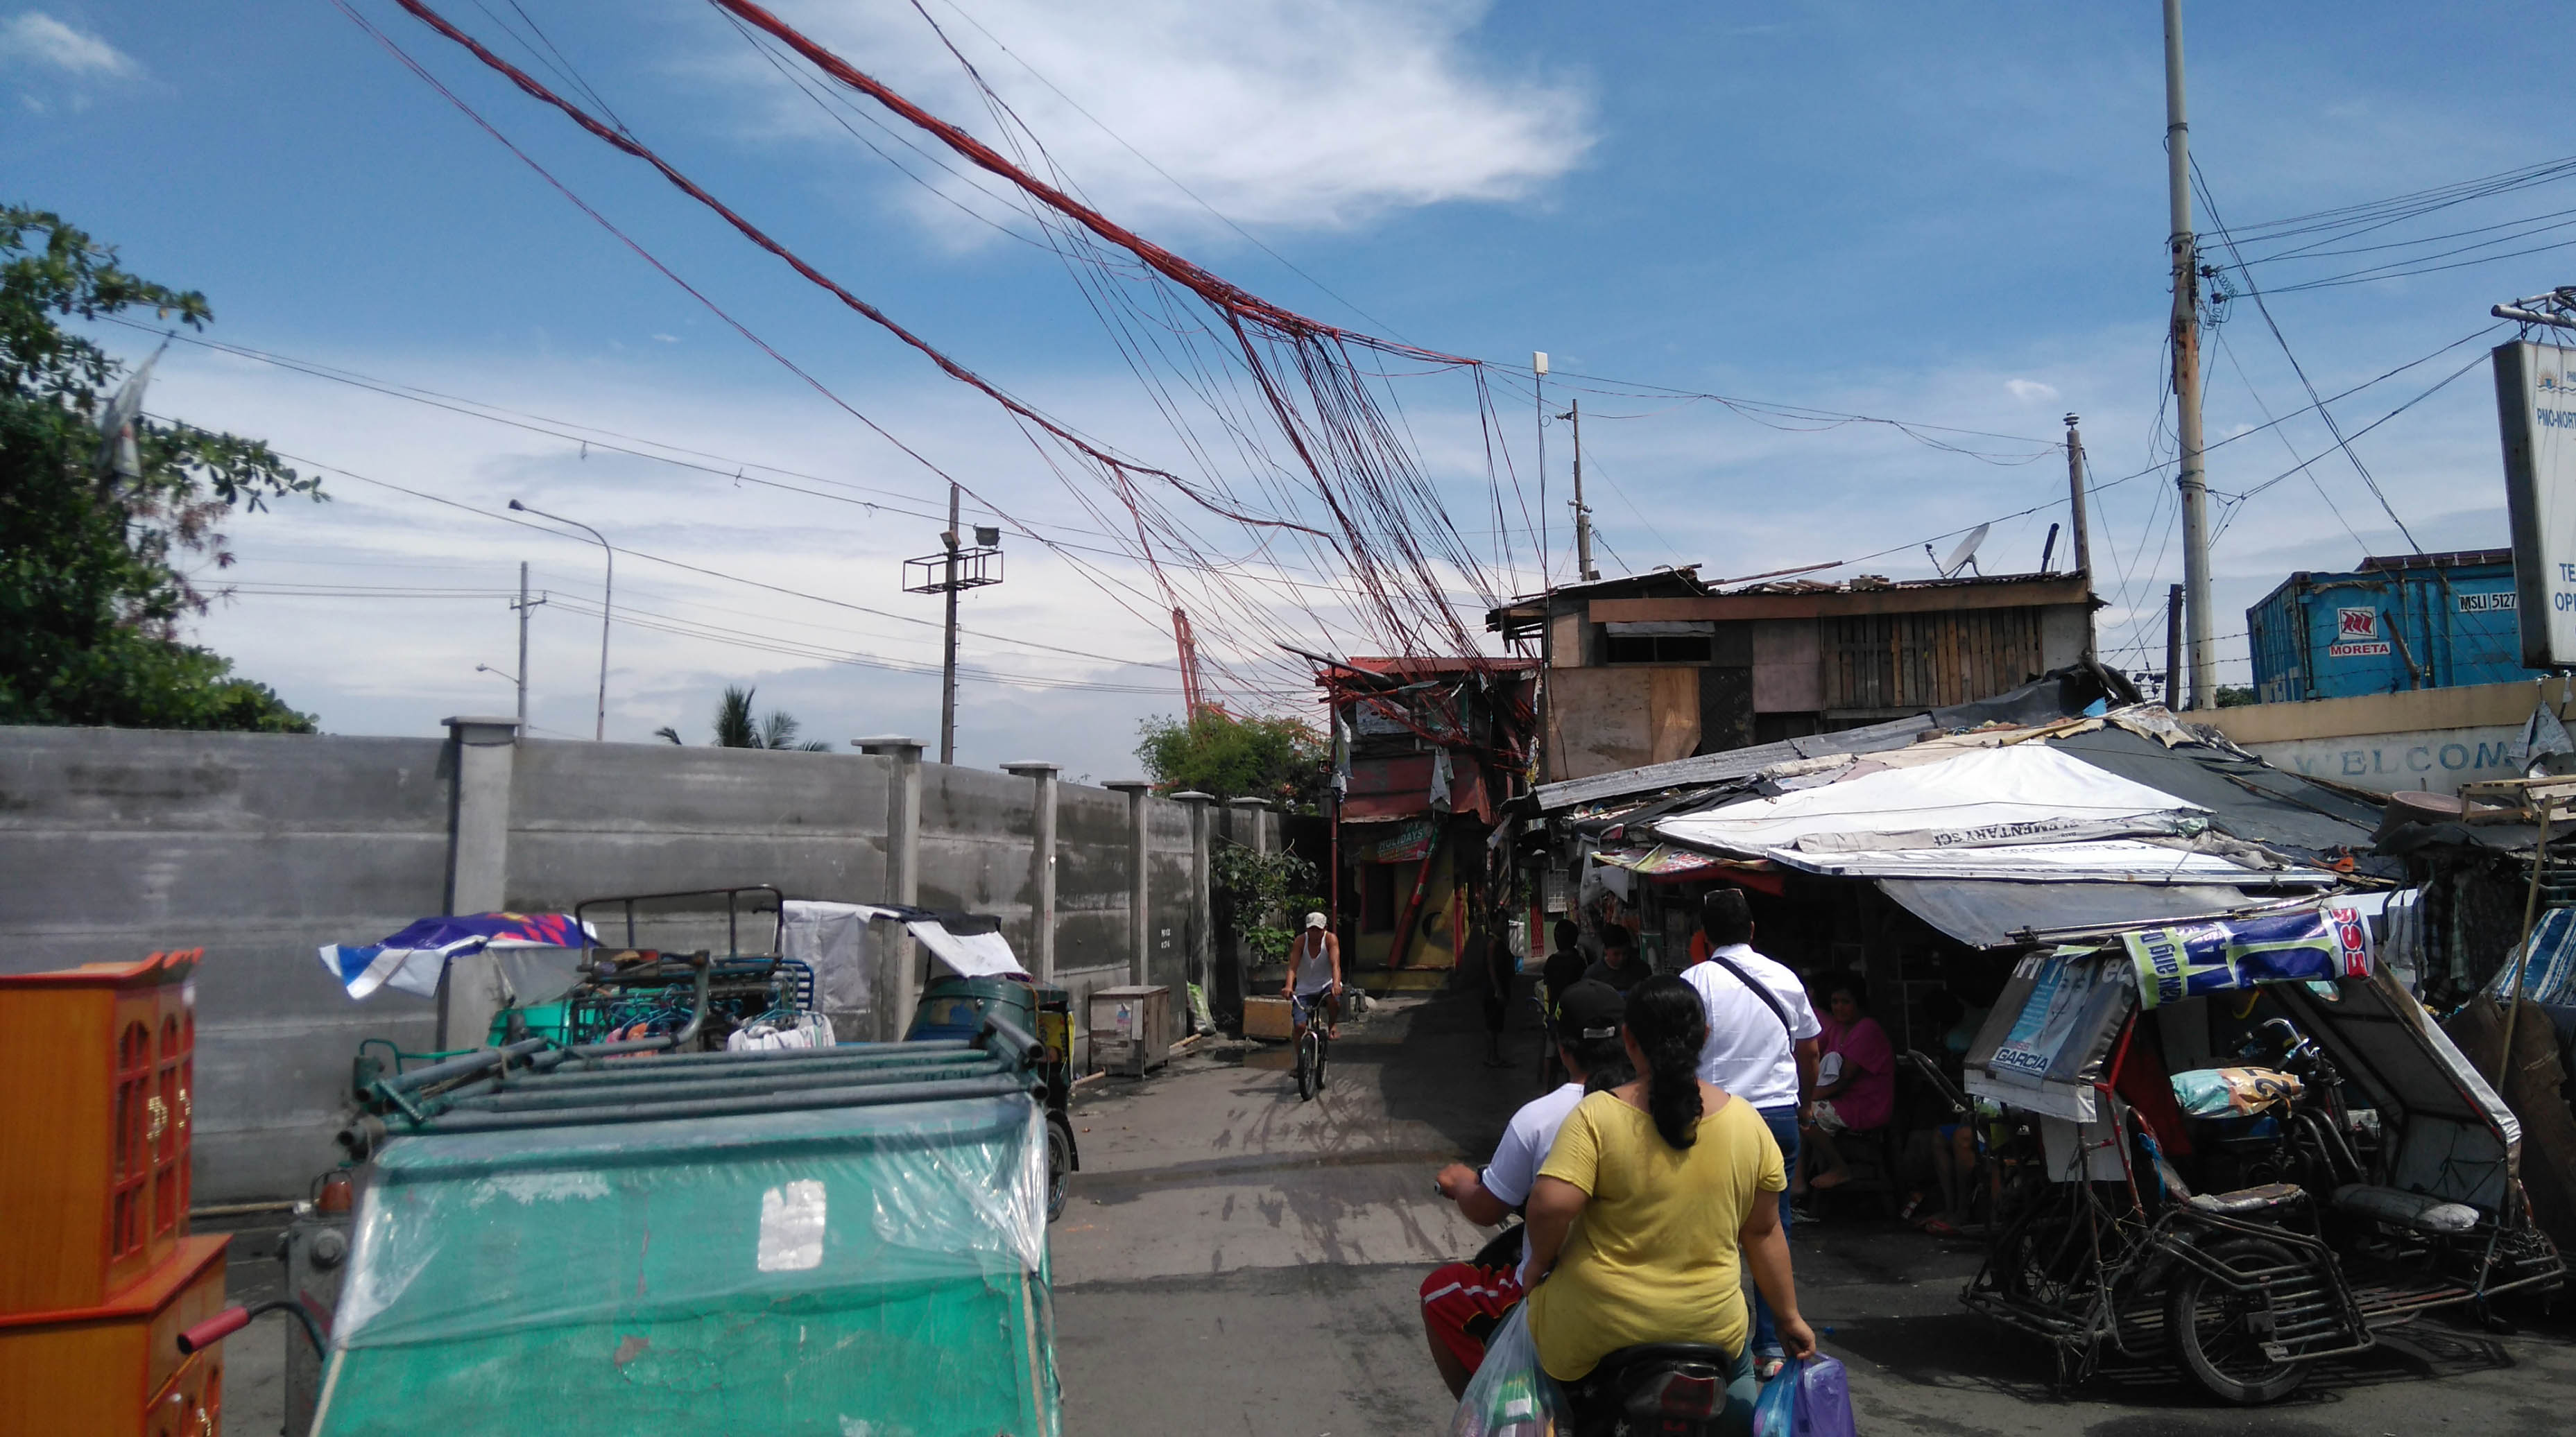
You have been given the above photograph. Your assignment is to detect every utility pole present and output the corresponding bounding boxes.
[2065,414,2095,660]
[903,485,1003,766]
[941,482,961,764]
[2164,0,2216,710]
[1559,399,1598,582]
[2063,415,2093,582]
[511,561,547,727]
[509,500,610,739]
[1533,350,1552,786]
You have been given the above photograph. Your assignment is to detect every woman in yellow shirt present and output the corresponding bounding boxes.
[1521,975,1817,1413]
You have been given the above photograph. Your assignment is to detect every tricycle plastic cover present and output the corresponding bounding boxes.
[311,1094,1056,1436]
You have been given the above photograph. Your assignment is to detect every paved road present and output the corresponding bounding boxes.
[207,987,2576,1434]
[1055,989,2576,1437]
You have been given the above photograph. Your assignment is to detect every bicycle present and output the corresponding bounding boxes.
[1291,987,1336,1101]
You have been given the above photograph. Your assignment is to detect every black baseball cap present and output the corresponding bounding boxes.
[1557,979,1625,1042]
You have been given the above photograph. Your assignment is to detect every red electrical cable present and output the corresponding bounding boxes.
[705,0,1482,370]
[388,0,1324,544]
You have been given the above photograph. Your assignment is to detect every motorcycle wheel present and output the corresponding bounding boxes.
[1296,1031,1317,1102]
[1045,1115,1074,1223]
[2166,1236,2312,1405]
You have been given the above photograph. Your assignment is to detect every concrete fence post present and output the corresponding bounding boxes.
[1175,792,1214,1033]
[439,714,520,1049]
[856,736,924,1039]
[1226,797,1270,1023]
[1002,761,1060,982]
[1105,781,1153,986]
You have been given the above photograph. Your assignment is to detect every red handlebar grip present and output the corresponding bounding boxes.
[178,1306,252,1354]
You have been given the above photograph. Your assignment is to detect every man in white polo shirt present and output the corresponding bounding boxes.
[1418,980,1631,1397]
[1681,886,1820,1378]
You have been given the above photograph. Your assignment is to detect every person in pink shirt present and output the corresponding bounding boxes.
[1801,977,1894,1192]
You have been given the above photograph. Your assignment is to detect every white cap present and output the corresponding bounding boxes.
[1305,911,1328,929]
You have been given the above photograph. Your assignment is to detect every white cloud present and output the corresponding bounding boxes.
[735,0,1592,236]
[2004,377,2059,403]
[0,12,137,78]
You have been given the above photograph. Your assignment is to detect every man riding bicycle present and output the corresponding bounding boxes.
[1286,911,1340,1042]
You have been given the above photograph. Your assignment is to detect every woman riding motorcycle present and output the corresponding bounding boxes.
[1519,976,1819,1429]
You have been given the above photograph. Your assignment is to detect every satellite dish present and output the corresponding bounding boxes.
[1933,524,1990,579]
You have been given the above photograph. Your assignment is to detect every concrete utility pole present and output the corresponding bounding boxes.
[2163,0,2217,710]
[1534,350,1553,787]
[2063,415,2093,582]
[903,483,1002,766]
[2065,415,2096,661]
[509,500,610,739]
[510,561,544,728]
[1559,399,1598,582]
[941,482,961,764]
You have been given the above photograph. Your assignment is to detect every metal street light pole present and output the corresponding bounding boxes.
[510,500,611,740]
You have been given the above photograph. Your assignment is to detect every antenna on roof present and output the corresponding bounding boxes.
[1925,523,1990,579]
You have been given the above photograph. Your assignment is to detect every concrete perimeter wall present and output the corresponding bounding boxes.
[0,723,1272,1203]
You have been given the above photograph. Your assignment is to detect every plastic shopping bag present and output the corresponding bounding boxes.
[1751,1355,1857,1437]
[1450,1305,1572,1437]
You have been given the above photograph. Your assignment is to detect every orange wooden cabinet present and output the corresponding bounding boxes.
[0,949,200,1314]
[0,1234,229,1436]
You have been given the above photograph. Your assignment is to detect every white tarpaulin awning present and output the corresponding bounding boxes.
[1654,742,2204,856]
[1762,840,2329,884]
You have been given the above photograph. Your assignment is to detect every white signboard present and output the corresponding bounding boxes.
[2497,340,2576,666]
[2329,606,2389,658]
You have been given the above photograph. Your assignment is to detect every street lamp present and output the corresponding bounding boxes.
[473,663,524,728]
[509,499,612,741]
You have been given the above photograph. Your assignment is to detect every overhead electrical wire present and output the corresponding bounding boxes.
[340,0,1514,716]
[2195,157,2421,550]
[212,431,1189,691]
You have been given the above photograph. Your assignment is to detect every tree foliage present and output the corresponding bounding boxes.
[1,207,320,730]
[1134,709,1330,811]
[655,685,830,750]
[1210,841,1321,965]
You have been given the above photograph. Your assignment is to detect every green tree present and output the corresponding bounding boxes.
[1210,842,1321,966]
[1,207,319,730]
[1135,709,1330,811]
[655,685,830,750]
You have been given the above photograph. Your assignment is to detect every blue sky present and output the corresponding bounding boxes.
[8,2,2570,776]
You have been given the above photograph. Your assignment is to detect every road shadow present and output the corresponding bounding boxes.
[1197,983,1540,1165]
[1831,1306,2518,1417]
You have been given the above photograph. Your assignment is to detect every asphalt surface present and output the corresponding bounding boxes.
[205,988,2576,1434]
[1054,988,2576,1437]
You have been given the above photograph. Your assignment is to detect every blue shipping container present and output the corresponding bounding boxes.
[2247,549,2544,702]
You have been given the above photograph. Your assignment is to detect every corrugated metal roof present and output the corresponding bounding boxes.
[1533,714,1934,813]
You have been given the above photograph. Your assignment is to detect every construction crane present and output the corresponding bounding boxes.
[1173,608,1208,719]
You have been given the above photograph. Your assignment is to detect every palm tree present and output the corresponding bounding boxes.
[655,685,830,750]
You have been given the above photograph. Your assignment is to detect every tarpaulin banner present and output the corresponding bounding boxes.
[1988,951,2115,1083]
[320,912,594,1000]
[2122,904,2371,1009]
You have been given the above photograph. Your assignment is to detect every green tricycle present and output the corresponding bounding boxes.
[247,887,1081,1436]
